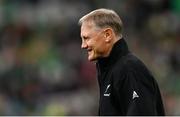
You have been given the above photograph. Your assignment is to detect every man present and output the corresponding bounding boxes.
[78,8,165,115]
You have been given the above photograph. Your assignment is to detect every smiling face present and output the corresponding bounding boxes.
[80,22,110,61]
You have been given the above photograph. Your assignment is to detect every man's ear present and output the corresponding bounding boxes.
[104,28,113,43]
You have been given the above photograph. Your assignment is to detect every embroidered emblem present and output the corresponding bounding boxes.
[133,91,139,99]
[104,84,111,96]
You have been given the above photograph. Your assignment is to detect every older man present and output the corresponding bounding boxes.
[78,8,165,116]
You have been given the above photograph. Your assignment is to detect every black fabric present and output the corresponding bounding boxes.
[96,38,165,116]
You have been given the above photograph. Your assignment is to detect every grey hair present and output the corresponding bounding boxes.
[78,8,123,36]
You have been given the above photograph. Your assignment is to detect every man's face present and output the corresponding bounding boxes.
[80,22,107,61]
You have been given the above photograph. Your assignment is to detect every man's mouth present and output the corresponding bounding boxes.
[87,49,92,53]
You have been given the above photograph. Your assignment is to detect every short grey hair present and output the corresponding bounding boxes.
[78,8,123,36]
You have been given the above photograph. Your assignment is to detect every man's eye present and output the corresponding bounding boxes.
[84,37,90,40]
[84,36,88,39]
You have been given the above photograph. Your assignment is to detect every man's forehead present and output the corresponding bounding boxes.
[80,29,89,38]
[81,21,94,30]
[81,22,94,35]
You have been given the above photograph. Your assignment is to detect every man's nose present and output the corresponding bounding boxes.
[81,41,88,49]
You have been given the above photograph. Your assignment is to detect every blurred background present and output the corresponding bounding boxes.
[0,0,179,115]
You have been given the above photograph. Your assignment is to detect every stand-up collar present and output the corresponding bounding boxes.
[97,38,130,71]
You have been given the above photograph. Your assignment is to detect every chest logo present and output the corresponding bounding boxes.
[104,84,111,96]
[132,91,139,99]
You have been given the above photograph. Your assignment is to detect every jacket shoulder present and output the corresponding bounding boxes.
[112,53,156,89]
[113,53,143,74]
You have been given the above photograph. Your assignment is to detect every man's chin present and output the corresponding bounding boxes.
[88,56,97,62]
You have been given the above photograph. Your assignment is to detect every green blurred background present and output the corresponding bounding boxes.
[0,0,179,115]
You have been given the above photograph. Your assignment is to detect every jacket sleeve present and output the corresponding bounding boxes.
[112,65,160,115]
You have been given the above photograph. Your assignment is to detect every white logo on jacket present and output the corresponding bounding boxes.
[104,84,111,96]
[133,91,139,99]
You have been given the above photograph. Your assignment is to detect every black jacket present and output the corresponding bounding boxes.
[96,38,165,116]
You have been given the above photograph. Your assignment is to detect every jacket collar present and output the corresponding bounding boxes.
[97,38,130,71]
